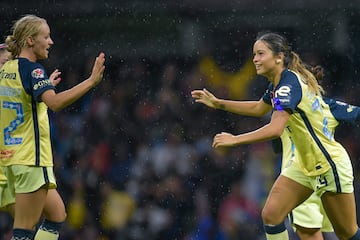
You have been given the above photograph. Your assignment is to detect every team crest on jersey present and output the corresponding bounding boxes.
[31,68,44,79]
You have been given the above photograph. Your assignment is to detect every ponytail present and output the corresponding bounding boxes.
[287,51,324,96]
[5,35,18,59]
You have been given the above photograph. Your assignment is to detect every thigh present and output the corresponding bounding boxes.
[317,158,358,238]
[43,189,66,222]
[7,165,57,229]
[321,192,358,239]
[14,188,48,230]
[262,175,313,224]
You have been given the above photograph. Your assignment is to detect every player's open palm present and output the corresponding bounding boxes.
[89,52,106,86]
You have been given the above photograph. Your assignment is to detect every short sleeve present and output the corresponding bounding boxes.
[325,97,360,125]
[261,83,273,106]
[273,70,302,112]
[19,59,55,102]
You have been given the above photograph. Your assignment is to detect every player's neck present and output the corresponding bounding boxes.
[19,48,37,62]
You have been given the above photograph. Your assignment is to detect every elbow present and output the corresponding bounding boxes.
[271,128,284,139]
[267,125,284,139]
[47,104,63,112]
[258,111,268,117]
[272,131,283,139]
[41,91,64,112]
[48,107,60,112]
[255,104,271,117]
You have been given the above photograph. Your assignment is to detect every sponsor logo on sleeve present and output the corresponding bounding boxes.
[273,85,291,110]
[33,79,51,90]
[274,86,291,98]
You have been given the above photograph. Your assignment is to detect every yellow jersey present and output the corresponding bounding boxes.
[0,58,55,166]
[263,69,351,176]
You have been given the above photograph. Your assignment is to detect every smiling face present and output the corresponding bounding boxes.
[253,40,278,77]
[30,22,53,60]
[253,39,284,81]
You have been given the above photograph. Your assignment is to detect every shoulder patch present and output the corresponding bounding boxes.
[31,68,44,79]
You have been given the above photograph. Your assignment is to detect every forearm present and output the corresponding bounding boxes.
[44,78,95,112]
[213,110,288,148]
[234,123,282,145]
[234,110,288,145]
[215,99,268,117]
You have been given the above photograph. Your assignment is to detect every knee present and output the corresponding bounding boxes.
[333,225,359,240]
[58,209,67,222]
[261,206,283,225]
[60,210,67,222]
[46,209,67,223]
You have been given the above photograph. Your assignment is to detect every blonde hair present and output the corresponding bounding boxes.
[257,32,324,96]
[5,14,47,58]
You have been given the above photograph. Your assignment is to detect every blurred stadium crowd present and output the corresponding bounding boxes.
[1,46,360,240]
[1,1,360,240]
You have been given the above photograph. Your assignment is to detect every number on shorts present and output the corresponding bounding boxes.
[317,175,328,189]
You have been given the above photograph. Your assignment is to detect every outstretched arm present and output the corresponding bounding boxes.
[191,88,271,117]
[325,97,360,125]
[212,109,289,148]
[41,52,105,112]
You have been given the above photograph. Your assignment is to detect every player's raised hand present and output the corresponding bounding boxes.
[191,88,219,109]
[89,52,105,86]
[49,69,62,86]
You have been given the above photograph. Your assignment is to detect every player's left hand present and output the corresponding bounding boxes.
[191,88,218,109]
[212,132,238,148]
[49,69,62,86]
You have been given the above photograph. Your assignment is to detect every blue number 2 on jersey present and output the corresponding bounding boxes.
[3,101,24,145]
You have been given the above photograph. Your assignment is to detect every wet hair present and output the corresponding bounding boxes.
[304,63,325,82]
[5,14,47,58]
[256,32,324,96]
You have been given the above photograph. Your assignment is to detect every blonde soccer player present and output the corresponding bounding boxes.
[0,15,105,240]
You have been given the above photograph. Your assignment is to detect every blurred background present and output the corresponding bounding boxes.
[1,1,360,239]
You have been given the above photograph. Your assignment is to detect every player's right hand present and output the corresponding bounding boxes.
[191,88,218,109]
[89,52,106,86]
